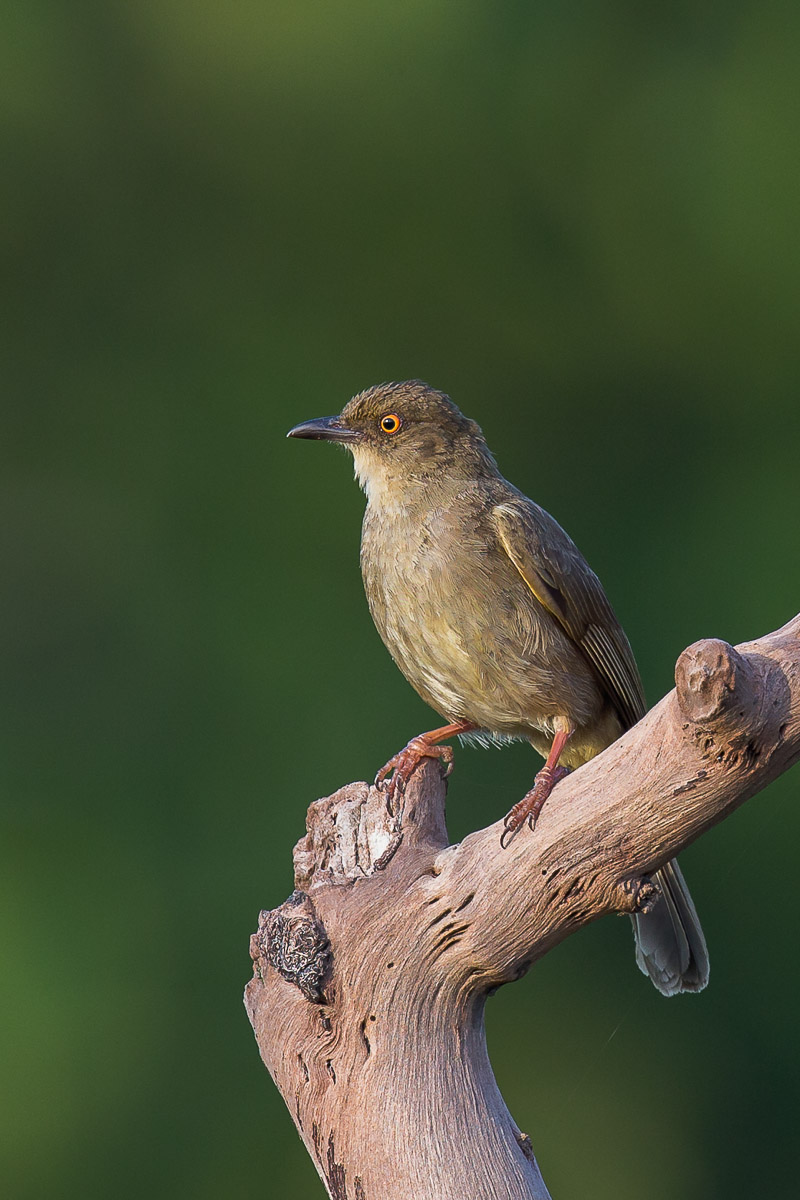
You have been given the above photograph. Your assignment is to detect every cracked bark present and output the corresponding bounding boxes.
[245,616,800,1200]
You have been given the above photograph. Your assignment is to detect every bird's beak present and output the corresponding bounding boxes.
[286,416,363,444]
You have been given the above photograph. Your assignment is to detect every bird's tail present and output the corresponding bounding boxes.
[631,859,709,996]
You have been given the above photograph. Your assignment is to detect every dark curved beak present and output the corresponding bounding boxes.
[286,416,362,444]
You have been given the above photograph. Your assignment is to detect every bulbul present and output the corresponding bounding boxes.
[288,380,709,996]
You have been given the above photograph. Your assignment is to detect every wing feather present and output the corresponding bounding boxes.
[492,499,646,729]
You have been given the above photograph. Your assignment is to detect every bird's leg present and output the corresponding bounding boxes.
[375,720,477,806]
[501,724,573,848]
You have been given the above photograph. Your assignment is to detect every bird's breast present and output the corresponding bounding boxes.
[360,496,600,735]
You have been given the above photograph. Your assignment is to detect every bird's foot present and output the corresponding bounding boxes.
[500,764,570,848]
[375,735,455,809]
[374,721,476,811]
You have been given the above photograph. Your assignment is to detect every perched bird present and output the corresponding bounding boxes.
[288,381,709,996]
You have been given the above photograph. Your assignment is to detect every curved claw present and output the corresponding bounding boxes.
[499,823,519,850]
[374,734,457,804]
[499,763,570,850]
[499,801,528,849]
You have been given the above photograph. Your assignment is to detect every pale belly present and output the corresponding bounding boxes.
[360,502,604,748]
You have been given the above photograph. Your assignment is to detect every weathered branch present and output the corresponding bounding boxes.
[245,616,800,1200]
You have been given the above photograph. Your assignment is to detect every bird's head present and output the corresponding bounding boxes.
[287,380,497,499]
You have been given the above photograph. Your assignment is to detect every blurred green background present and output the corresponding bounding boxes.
[3,1,799,1197]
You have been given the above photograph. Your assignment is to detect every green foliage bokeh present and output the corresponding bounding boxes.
[3,2,799,1197]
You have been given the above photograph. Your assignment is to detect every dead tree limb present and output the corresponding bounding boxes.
[245,616,800,1200]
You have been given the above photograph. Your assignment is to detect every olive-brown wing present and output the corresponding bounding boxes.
[492,499,646,730]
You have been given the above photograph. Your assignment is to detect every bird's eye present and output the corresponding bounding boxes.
[380,414,401,434]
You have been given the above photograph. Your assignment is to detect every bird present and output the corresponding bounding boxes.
[287,380,709,996]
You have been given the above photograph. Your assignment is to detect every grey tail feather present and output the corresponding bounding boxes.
[631,859,710,997]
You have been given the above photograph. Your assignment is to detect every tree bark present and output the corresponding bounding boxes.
[245,616,800,1200]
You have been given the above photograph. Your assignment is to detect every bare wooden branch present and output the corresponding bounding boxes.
[245,616,800,1200]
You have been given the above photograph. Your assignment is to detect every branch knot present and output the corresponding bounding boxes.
[675,638,755,725]
[622,875,659,914]
[251,890,331,1003]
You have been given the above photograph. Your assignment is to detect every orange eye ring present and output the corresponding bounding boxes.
[380,413,401,434]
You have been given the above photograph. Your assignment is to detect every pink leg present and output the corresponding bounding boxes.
[501,726,573,848]
[376,721,477,806]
